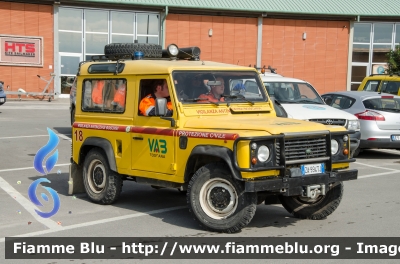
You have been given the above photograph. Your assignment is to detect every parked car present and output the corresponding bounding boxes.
[321,91,400,156]
[0,81,6,105]
[261,75,361,157]
[357,73,400,96]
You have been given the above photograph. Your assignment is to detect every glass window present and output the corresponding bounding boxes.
[351,83,360,91]
[137,36,159,44]
[364,80,380,92]
[330,95,355,109]
[60,76,76,94]
[396,24,400,44]
[137,14,159,35]
[59,8,82,31]
[352,44,370,62]
[363,97,400,111]
[351,66,367,83]
[86,33,108,54]
[61,56,80,75]
[112,12,134,34]
[85,10,108,32]
[112,35,134,43]
[372,44,391,63]
[59,32,82,53]
[373,24,393,43]
[354,23,371,43]
[381,81,400,95]
[82,79,126,113]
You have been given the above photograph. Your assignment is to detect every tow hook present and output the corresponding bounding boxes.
[302,184,326,199]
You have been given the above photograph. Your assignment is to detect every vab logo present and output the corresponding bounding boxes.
[148,138,167,158]
[29,128,60,218]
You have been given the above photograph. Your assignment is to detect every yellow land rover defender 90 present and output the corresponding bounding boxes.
[69,43,358,233]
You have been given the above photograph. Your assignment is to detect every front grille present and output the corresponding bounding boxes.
[309,119,346,126]
[276,136,328,165]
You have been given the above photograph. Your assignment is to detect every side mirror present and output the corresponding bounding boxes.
[155,98,167,116]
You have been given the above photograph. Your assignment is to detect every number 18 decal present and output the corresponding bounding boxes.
[74,130,83,141]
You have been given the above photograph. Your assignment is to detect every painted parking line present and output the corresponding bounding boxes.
[354,161,400,171]
[0,163,70,173]
[0,206,186,243]
[0,134,72,141]
[0,177,63,232]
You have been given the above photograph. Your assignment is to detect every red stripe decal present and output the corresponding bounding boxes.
[73,122,127,132]
[73,122,238,140]
[130,126,174,136]
[177,130,238,140]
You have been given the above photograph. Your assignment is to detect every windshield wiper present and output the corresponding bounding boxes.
[223,95,255,105]
[182,98,219,106]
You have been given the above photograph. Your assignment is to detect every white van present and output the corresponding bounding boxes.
[260,74,361,157]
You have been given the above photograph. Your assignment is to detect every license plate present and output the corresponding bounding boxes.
[301,163,325,175]
[391,135,400,141]
[0,98,4,102]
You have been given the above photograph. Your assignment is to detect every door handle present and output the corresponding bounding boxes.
[132,136,143,140]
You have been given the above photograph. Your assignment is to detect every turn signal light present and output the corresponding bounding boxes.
[343,148,349,155]
[251,157,258,165]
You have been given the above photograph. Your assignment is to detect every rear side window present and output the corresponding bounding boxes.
[82,78,127,113]
[363,80,380,91]
[363,97,400,111]
[330,95,355,110]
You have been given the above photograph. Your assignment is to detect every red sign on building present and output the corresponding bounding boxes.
[0,35,43,66]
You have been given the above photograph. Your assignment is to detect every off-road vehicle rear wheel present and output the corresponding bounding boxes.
[83,148,122,204]
[187,163,257,233]
[279,181,343,220]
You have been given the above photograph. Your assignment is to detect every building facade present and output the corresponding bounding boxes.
[0,0,399,98]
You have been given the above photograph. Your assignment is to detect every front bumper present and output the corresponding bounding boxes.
[245,169,358,195]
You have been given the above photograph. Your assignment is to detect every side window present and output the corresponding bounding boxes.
[364,80,380,91]
[82,78,126,113]
[381,81,400,95]
[330,95,355,110]
[321,95,333,105]
[138,79,170,116]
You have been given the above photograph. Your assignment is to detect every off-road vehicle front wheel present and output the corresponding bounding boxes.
[83,148,122,204]
[187,163,257,233]
[279,181,343,220]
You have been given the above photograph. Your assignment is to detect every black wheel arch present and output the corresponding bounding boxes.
[79,137,117,171]
[184,145,242,182]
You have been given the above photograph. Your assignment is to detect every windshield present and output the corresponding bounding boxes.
[363,97,400,112]
[172,71,267,104]
[263,82,324,104]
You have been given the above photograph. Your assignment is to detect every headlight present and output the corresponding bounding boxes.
[331,139,339,155]
[257,145,270,162]
[346,120,360,131]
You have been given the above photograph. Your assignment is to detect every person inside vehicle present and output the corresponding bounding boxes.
[111,80,126,110]
[139,79,173,116]
[198,77,225,103]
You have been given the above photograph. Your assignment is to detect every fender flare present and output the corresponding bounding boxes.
[185,145,242,181]
[81,137,117,171]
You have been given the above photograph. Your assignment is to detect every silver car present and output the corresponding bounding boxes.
[321,91,400,156]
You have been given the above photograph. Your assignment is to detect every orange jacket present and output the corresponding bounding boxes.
[92,80,105,105]
[139,94,172,116]
[198,93,225,103]
[113,83,126,107]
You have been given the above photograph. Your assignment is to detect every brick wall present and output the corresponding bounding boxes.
[262,19,350,94]
[0,2,53,96]
[166,14,257,68]
[166,14,350,94]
